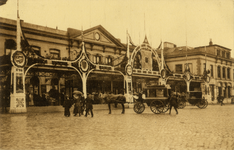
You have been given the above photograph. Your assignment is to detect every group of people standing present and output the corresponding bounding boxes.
[63,91,94,117]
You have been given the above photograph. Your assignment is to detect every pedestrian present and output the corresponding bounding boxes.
[63,95,73,117]
[138,91,143,103]
[218,96,225,106]
[73,91,83,116]
[169,92,178,114]
[85,93,94,117]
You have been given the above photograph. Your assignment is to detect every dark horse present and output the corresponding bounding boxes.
[103,93,126,114]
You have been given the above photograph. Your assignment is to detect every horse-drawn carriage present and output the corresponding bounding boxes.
[178,91,208,109]
[133,85,171,114]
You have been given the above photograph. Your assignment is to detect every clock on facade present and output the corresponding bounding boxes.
[95,32,100,41]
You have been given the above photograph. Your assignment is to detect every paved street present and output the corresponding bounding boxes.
[0,104,234,150]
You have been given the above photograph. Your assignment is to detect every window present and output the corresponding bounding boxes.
[105,57,112,65]
[184,63,192,73]
[31,46,41,56]
[5,39,16,55]
[226,52,230,59]
[94,55,101,64]
[203,63,206,74]
[175,64,182,73]
[233,69,234,80]
[228,87,231,98]
[222,51,225,58]
[49,49,60,59]
[222,67,226,78]
[217,66,221,78]
[227,68,230,79]
[145,57,148,63]
[210,65,213,77]
[217,50,220,56]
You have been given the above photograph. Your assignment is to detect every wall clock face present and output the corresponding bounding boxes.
[95,32,100,40]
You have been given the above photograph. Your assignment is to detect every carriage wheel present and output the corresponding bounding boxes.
[133,103,145,114]
[150,100,164,114]
[162,103,170,113]
[178,101,186,109]
[197,99,208,109]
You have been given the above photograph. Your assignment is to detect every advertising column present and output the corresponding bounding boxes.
[125,64,133,103]
[10,51,27,113]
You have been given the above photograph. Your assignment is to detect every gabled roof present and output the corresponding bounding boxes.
[68,25,125,48]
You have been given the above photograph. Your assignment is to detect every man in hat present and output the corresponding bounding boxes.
[63,95,73,117]
[85,93,94,117]
[169,92,179,114]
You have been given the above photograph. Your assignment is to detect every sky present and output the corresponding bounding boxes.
[1,0,233,57]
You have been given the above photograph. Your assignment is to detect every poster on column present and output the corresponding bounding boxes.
[16,73,23,93]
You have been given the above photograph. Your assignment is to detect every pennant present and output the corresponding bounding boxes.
[128,33,136,47]
[157,41,162,50]
[20,20,30,48]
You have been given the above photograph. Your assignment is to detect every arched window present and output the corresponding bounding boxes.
[227,68,230,79]
[152,55,159,71]
[134,52,141,69]
[105,56,112,65]
[222,67,226,78]
[94,54,102,64]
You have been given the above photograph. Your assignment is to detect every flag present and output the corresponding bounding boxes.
[20,20,30,49]
[128,33,136,47]
[156,41,162,50]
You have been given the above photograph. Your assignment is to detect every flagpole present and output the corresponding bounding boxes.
[17,0,21,51]
[126,30,129,60]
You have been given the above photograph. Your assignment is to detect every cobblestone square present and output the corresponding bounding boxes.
[0,105,234,150]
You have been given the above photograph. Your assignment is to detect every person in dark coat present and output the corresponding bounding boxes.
[217,96,225,106]
[63,95,73,117]
[138,91,143,103]
[169,92,179,114]
[85,93,94,117]
[73,93,83,116]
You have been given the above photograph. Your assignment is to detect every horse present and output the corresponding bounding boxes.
[103,93,126,114]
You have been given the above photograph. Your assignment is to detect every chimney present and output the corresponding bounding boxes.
[209,39,213,45]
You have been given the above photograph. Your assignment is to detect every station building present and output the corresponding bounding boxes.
[0,17,233,112]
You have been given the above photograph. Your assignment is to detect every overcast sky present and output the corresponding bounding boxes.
[1,0,233,57]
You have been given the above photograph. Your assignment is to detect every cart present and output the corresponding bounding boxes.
[133,85,170,114]
[178,91,208,109]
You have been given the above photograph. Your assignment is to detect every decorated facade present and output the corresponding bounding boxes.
[0,17,233,113]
